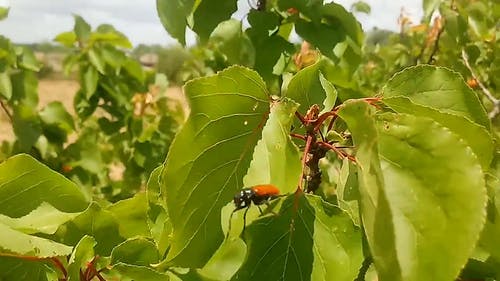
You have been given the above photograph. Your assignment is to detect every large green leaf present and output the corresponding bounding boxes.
[0,154,89,217]
[284,59,337,115]
[0,202,81,235]
[209,19,255,67]
[382,65,490,129]
[55,203,124,256]
[110,238,159,266]
[156,0,194,45]
[162,66,269,267]
[383,96,493,169]
[337,100,399,279]
[232,194,362,281]
[0,256,57,281]
[376,112,486,280]
[339,100,487,281]
[0,222,72,257]
[243,98,301,194]
[107,193,150,238]
[191,0,237,42]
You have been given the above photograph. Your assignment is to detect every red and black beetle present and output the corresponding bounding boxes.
[227,184,280,237]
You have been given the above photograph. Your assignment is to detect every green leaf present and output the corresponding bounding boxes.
[110,238,159,266]
[375,112,486,280]
[284,59,337,115]
[0,7,9,21]
[351,1,371,14]
[82,66,98,99]
[0,154,89,217]
[19,47,41,71]
[295,19,344,60]
[0,221,72,257]
[339,100,487,281]
[0,71,11,99]
[384,96,494,169]
[146,166,171,256]
[322,3,364,46]
[423,0,441,20]
[0,256,57,281]
[54,31,77,48]
[12,104,42,150]
[0,202,81,235]
[243,98,301,194]
[233,194,362,281]
[88,48,105,74]
[112,263,170,281]
[10,70,38,107]
[162,66,269,267]
[382,65,490,129]
[107,193,150,238]
[191,0,237,42]
[156,0,194,45]
[73,15,91,42]
[199,239,246,281]
[67,235,96,281]
[55,203,124,256]
[39,101,75,135]
[209,19,255,67]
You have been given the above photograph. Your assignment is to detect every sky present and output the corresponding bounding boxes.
[0,0,423,46]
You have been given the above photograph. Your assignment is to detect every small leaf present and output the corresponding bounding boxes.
[209,19,255,67]
[0,221,72,257]
[243,98,301,194]
[19,47,41,71]
[112,263,169,281]
[73,15,91,42]
[54,31,77,47]
[0,7,9,20]
[423,0,441,20]
[146,166,171,256]
[39,101,75,141]
[351,1,371,14]
[0,71,11,99]
[111,238,159,266]
[284,59,337,115]
[191,0,237,42]
[382,65,490,129]
[162,66,269,267]
[156,0,194,45]
[67,235,96,281]
[82,66,98,98]
[88,48,105,74]
[199,239,246,281]
[0,154,89,217]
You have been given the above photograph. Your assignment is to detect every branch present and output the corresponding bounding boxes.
[354,256,373,281]
[0,99,13,123]
[461,49,500,119]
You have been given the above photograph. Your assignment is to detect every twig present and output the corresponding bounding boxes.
[354,256,373,281]
[427,20,445,64]
[0,99,12,122]
[461,49,500,119]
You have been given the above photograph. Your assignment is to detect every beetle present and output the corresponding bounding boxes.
[227,184,280,238]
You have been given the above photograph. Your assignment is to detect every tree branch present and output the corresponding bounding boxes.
[0,99,13,123]
[461,49,500,119]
